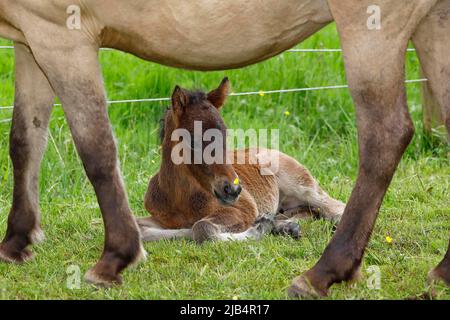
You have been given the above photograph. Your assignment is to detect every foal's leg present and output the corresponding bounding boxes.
[289,1,435,297]
[27,42,144,285]
[277,153,345,224]
[193,216,265,243]
[0,43,54,263]
[272,215,301,239]
[137,217,193,241]
[412,0,450,285]
[141,228,193,242]
[138,216,261,242]
[192,192,262,243]
[279,184,345,224]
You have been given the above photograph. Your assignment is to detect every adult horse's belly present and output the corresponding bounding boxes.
[98,0,333,70]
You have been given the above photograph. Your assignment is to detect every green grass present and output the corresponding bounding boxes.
[0,25,449,300]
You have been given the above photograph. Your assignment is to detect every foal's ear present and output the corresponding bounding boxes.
[207,77,230,109]
[172,85,188,116]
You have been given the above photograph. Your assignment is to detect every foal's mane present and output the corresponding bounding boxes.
[159,89,209,144]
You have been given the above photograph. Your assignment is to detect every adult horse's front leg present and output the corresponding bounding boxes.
[0,43,54,262]
[27,41,145,286]
[289,0,437,297]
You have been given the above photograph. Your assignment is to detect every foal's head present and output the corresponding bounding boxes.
[161,78,242,205]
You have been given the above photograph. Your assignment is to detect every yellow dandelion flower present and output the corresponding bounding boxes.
[258,91,265,97]
[284,111,291,116]
[385,236,393,244]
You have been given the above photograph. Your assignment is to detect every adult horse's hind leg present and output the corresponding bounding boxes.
[412,0,450,285]
[0,43,54,263]
[412,0,450,137]
[25,38,145,286]
[289,0,436,298]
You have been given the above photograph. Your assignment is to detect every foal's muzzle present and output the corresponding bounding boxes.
[214,180,242,205]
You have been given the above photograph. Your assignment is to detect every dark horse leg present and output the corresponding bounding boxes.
[412,0,450,285]
[428,240,450,285]
[413,0,450,139]
[21,35,145,285]
[0,43,54,262]
[289,0,437,297]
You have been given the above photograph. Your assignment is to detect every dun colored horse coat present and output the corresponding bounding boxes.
[0,0,448,296]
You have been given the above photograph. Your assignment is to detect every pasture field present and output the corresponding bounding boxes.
[0,25,449,300]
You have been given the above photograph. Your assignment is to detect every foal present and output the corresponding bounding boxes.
[138,78,345,243]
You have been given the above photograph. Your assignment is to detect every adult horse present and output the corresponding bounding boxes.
[0,0,448,296]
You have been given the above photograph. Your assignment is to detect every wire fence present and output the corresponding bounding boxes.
[0,46,418,52]
[0,45,425,124]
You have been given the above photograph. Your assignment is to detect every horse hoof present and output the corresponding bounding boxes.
[0,245,34,264]
[84,268,123,288]
[287,223,301,239]
[331,213,343,225]
[287,275,324,299]
[273,222,301,239]
[255,214,275,234]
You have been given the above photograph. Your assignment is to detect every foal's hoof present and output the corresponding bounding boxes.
[287,275,324,299]
[330,213,343,225]
[273,222,301,239]
[84,268,123,288]
[255,214,275,234]
[0,245,34,264]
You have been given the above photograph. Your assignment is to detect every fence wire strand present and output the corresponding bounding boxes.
[0,46,417,52]
[0,79,428,114]
[0,45,425,124]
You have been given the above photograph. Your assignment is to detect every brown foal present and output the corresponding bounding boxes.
[137,79,345,243]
